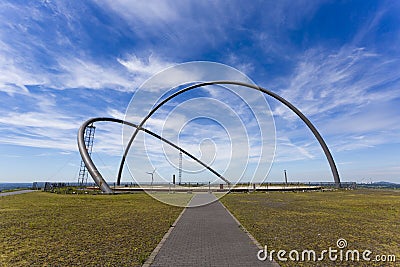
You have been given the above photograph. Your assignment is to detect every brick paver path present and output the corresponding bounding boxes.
[150,193,278,266]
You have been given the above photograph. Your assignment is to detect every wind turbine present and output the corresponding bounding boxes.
[146,168,156,187]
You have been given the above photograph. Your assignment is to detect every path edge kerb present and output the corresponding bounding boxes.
[218,197,281,267]
[142,206,188,267]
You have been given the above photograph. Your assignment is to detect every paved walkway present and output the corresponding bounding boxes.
[0,189,36,197]
[149,193,278,266]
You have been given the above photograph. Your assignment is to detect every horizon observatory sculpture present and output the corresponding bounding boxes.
[78,81,341,193]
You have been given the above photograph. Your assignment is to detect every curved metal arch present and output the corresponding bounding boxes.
[118,81,341,188]
[78,117,230,193]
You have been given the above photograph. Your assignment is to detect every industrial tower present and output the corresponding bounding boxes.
[78,124,96,186]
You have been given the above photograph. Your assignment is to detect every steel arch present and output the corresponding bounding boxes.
[77,117,230,193]
[117,81,341,188]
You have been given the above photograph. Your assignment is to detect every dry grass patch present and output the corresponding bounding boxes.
[221,189,400,266]
[0,192,183,266]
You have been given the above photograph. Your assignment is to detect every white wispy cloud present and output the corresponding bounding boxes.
[0,47,160,93]
[279,47,400,116]
[117,54,174,77]
[95,0,180,25]
[55,58,134,91]
[0,2,180,155]
[269,45,400,161]
[0,1,177,94]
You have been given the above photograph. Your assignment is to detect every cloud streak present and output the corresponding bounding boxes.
[269,45,400,162]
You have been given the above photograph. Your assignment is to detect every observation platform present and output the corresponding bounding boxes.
[86,184,322,193]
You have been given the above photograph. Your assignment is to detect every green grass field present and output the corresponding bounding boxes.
[221,189,400,266]
[0,192,186,266]
[2,189,399,266]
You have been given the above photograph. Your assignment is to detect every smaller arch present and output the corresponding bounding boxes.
[77,117,230,193]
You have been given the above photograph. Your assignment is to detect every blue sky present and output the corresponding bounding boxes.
[0,0,399,184]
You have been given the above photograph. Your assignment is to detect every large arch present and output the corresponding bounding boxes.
[118,81,341,188]
[77,117,230,193]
